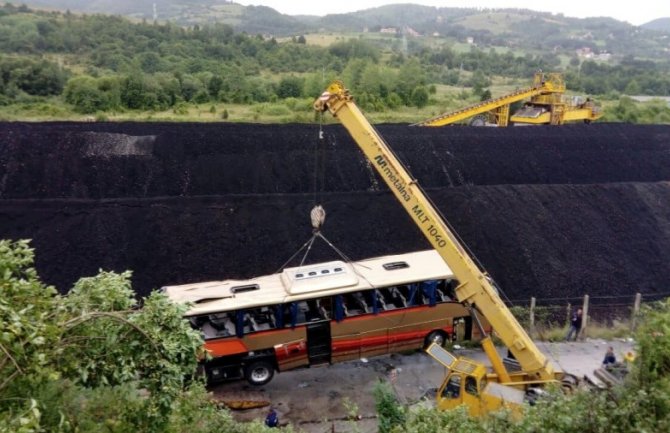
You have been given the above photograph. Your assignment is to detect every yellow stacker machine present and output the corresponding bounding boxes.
[414,72,602,127]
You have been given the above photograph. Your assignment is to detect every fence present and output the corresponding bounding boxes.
[503,292,670,340]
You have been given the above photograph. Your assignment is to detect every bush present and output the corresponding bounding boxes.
[64,75,114,114]
[373,382,406,433]
[173,101,189,115]
[410,86,429,108]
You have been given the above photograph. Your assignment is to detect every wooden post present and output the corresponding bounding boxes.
[580,295,589,340]
[529,297,536,337]
[631,293,641,331]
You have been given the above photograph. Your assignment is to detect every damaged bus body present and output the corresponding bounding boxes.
[163,249,488,385]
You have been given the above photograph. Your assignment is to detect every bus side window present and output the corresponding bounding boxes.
[273,304,287,328]
[375,289,389,310]
[352,292,370,313]
[295,301,309,324]
[317,297,331,320]
[189,316,208,329]
[306,300,321,321]
[364,289,380,314]
[251,307,274,331]
[445,279,458,300]
[407,283,422,306]
[243,313,256,333]
[387,287,407,308]
[343,293,364,316]
[209,313,235,336]
[334,295,345,321]
[378,288,393,310]
[436,280,448,302]
[421,280,438,306]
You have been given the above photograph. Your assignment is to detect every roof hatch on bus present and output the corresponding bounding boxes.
[383,261,409,270]
[280,260,359,295]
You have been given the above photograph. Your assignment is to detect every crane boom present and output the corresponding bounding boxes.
[315,81,557,382]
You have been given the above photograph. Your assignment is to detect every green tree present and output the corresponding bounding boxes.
[13,60,67,96]
[276,76,303,99]
[0,240,205,432]
[120,72,148,109]
[208,75,223,99]
[138,51,163,73]
[396,59,426,104]
[179,74,205,102]
[624,79,641,95]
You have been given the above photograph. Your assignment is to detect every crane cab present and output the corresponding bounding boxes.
[427,343,525,417]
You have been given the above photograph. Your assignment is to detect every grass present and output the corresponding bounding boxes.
[0,82,656,124]
[453,12,528,34]
[531,319,634,342]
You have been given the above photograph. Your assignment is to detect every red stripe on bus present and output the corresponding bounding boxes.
[332,327,453,352]
[204,339,249,357]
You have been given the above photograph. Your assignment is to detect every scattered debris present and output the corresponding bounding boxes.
[219,400,270,410]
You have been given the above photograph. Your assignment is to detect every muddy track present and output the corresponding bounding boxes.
[1,122,669,302]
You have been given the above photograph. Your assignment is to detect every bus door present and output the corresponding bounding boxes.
[454,316,473,341]
[306,320,331,365]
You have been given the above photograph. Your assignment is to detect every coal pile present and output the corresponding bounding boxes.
[1,122,670,303]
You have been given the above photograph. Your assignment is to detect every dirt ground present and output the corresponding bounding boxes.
[214,339,635,433]
[1,122,670,305]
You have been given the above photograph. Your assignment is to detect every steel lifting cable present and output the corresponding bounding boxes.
[275,112,329,273]
[313,111,327,206]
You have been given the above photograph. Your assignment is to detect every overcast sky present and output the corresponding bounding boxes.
[235,1,669,26]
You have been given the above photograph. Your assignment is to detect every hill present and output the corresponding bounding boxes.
[9,1,670,59]
[7,0,309,33]
[643,17,670,32]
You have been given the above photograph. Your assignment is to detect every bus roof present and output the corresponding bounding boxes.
[162,249,454,316]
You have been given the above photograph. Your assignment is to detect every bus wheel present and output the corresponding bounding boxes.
[245,360,274,386]
[424,331,447,349]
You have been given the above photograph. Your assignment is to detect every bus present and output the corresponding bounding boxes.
[162,249,488,386]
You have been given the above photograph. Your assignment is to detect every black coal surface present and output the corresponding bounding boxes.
[1,122,669,302]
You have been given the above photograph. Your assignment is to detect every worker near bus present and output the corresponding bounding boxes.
[565,308,583,341]
[265,408,279,428]
[602,346,616,366]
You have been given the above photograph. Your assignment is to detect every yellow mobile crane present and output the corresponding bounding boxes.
[414,72,602,127]
[315,81,574,416]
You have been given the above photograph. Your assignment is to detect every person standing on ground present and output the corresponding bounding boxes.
[565,308,583,341]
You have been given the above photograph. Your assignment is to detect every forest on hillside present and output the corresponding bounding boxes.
[1,4,670,120]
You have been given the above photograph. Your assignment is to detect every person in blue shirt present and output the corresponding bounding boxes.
[265,408,279,428]
[565,308,583,341]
